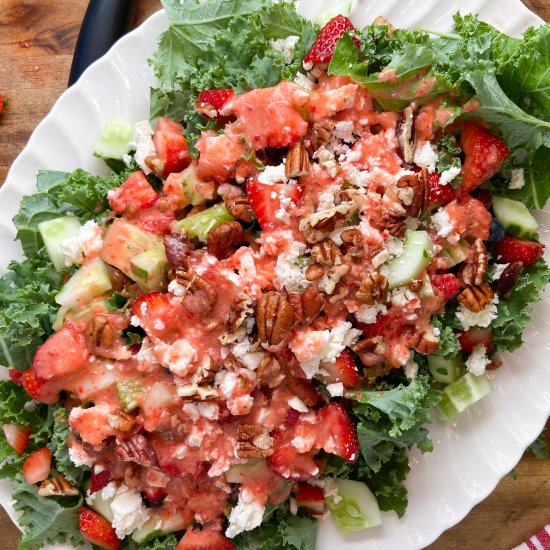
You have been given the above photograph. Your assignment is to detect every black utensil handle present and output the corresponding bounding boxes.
[69,0,138,86]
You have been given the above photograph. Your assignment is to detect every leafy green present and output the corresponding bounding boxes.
[120,533,180,550]
[528,428,548,459]
[430,312,461,358]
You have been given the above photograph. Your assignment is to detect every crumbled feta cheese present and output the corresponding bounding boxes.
[58,221,104,267]
[291,433,315,453]
[326,382,344,397]
[404,356,419,379]
[289,496,298,515]
[509,168,525,190]
[258,163,287,184]
[431,208,456,240]
[439,165,462,186]
[333,121,355,143]
[136,337,158,365]
[386,236,404,257]
[294,72,315,90]
[433,327,441,337]
[226,488,265,538]
[391,286,420,308]
[413,141,438,173]
[155,339,197,377]
[131,120,156,175]
[130,315,142,327]
[491,263,509,281]
[310,478,342,504]
[197,402,219,420]
[317,192,336,211]
[153,319,165,331]
[456,296,499,330]
[168,279,187,297]
[269,35,300,64]
[232,337,265,370]
[275,194,292,225]
[274,241,309,291]
[110,484,149,539]
[465,343,491,375]
[68,444,94,467]
[288,396,309,412]
[354,303,387,324]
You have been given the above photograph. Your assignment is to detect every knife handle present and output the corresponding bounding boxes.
[69,0,138,86]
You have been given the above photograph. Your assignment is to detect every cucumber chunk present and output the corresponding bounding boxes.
[93,119,134,160]
[492,196,538,239]
[87,486,115,522]
[386,231,433,289]
[225,459,270,484]
[438,239,470,268]
[438,372,492,421]
[173,203,234,241]
[132,513,187,544]
[130,245,169,292]
[116,379,145,412]
[428,354,462,384]
[327,479,382,534]
[38,216,82,272]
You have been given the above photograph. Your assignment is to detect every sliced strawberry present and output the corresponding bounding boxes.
[320,349,359,388]
[246,180,304,230]
[8,369,23,386]
[303,15,360,65]
[108,171,158,214]
[267,444,319,482]
[458,327,492,353]
[129,206,175,237]
[21,369,59,404]
[153,131,191,178]
[155,116,184,135]
[176,527,234,550]
[430,273,461,301]
[355,314,388,338]
[90,467,112,495]
[295,483,325,516]
[22,447,51,485]
[196,89,236,124]
[459,122,509,193]
[2,424,31,454]
[495,234,545,267]
[79,507,121,550]
[131,292,175,336]
[317,403,359,462]
[429,172,457,205]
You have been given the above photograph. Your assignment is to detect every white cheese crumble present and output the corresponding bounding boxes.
[288,396,309,412]
[130,315,142,327]
[136,337,158,365]
[509,168,525,190]
[317,192,336,211]
[258,163,287,184]
[354,303,387,324]
[168,279,187,297]
[386,236,404,257]
[431,208,456,240]
[491,263,509,281]
[274,241,309,291]
[110,484,149,539]
[226,488,265,538]
[130,120,156,175]
[269,35,300,64]
[68,444,94,467]
[456,296,499,330]
[413,141,439,173]
[310,478,342,504]
[333,121,356,143]
[404,355,419,379]
[155,339,197,377]
[439,165,462,186]
[326,382,344,397]
[58,221,104,267]
[294,72,315,90]
[465,343,491,376]
[231,337,265,370]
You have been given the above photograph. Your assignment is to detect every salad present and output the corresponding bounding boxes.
[1,1,550,549]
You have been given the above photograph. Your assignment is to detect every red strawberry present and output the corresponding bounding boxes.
[108,171,158,214]
[320,349,359,388]
[22,447,51,485]
[155,116,184,135]
[355,314,388,338]
[2,424,31,454]
[142,486,167,506]
[8,369,23,385]
[90,467,112,495]
[153,131,191,178]
[79,507,121,550]
[430,273,461,301]
[318,403,359,462]
[459,122,509,193]
[295,483,325,516]
[429,172,457,205]
[176,528,234,550]
[495,234,545,266]
[304,15,360,65]
[22,370,59,404]
[267,444,319,481]
[131,292,173,335]
[246,180,304,230]
[458,327,492,353]
[196,89,236,123]
[284,408,301,428]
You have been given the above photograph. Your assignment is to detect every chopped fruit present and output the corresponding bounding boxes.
[356,314,388,338]
[155,116,184,135]
[22,448,52,485]
[0,95,4,115]
[495,234,545,266]
[321,349,360,388]
[131,292,174,334]
[459,122,509,192]
[318,403,359,462]
[267,444,319,481]
[487,218,505,245]
[430,273,461,301]
[142,486,167,506]
[458,327,492,353]
[429,172,457,205]
[90,468,112,495]
[471,188,493,209]
[196,89,236,123]
[176,527,234,550]
[2,424,32,454]
[79,507,121,550]
[108,171,158,214]
[295,483,325,516]
[8,369,23,386]
[21,369,59,404]
[304,15,360,64]
[153,130,191,178]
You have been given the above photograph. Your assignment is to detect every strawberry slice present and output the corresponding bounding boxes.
[429,172,457,205]
[430,273,461,301]
[142,486,167,506]
[79,507,121,550]
[320,349,360,388]
[22,447,51,485]
[108,171,158,214]
[8,369,23,386]
[246,180,304,230]
[295,483,325,516]
[22,369,59,404]
[155,116,184,135]
[303,15,360,65]
[176,528,234,550]
[458,327,492,353]
[495,234,545,266]
[267,444,319,481]
[131,292,174,336]
[2,424,31,454]
[317,403,359,462]
[459,122,509,193]
[89,467,112,495]
[355,314,388,338]
[195,89,236,124]
[153,130,191,178]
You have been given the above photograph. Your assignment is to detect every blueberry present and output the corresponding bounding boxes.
[487,218,505,244]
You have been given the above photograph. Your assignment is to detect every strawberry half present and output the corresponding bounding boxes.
[318,403,359,462]
[22,369,59,404]
[2,424,31,454]
[108,171,159,214]
[8,369,23,386]
[176,527,234,550]
[79,507,121,550]
[22,447,51,485]
[429,172,457,205]
[495,234,545,266]
[430,273,461,301]
[295,483,325,516]
[304,15,360,65]
[320,349,360,388]
[196,89,235,125]
[458,327,492,354]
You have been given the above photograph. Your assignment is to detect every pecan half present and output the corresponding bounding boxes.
[457,283,494,313]
[486,357,503,371]
[356,273,390,306]
[38,475,80,497]
[257,356,285,388]
[299,202,357,243]
[340,228,363,247]
[495,261,523,298]
[116,434,158,467]
[460,239,488,286]
[286,141,311,178]
[396,169,429,217]
[413,328,440,355]
[225,194,254,223]
[396,106,416,164]
[237,425,274,458]
[305,263,325,281]
[287,286,324,324]
[311,239,344,266]
[107,410,136,432]
[174,269,218,315]
[164,234,194,268]
[207,221,245,259]
[372,212,407,237]
[290,378,318,406]
[256,292,294,345]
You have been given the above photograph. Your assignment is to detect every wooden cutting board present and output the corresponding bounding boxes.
[0,1,549,548]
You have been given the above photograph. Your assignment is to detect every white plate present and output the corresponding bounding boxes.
[1,2,548,549]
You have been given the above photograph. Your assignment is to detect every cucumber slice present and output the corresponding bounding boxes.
[38,216,82,272]
[130,245,169,292]
[93,119,134,160]
[438,239,470,268]
[132,513,187,544]
[438,372,492,421]
[314,0,352,25]
[492,196,538,239]
[386,231,433,289]
[173,203,234,241]
[428,354,462,384]
[225,459,270,484]
[327,479,382,534]
[87,485,116,522]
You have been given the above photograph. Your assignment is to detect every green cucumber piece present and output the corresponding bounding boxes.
[438,372,492,421]
[225,459,270,484]
[88,485,115,522]
[38,216,82,272]
[428,354,462,384]
[327,479,382,534]
[181,163,208,206]
[316,1,352,25]
[386,231,433,289]
[93,119,134,160]
[116,379,145,412]
[492,196,538,239]
[173,203,234,241]
[130,245,169,292]
[132,513,187,544]
[438,239,470,268]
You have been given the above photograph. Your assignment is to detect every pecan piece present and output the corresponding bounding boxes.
[237,425,274,458]
[457,283,494,313]
[174,269,218,315]
[396,105,416,164]
[177,383,218,400]
[413,328,440,355]
[163,234,194,268]
[495,261,523,298]
[486,357,503,371]
[38,475,80,497]
[311,239,344,266]
[340,228,363,247]
[352,336,386,355]
[256,292,294,345]
[370,244,391,268]
[318,264,350,295]
[396,169,429,217]
[372,212,407,237]
[305,263,325,281]
[107,410,136,432]
[225,195,254,223]
[287,286,324,324]
[299,202,356,243]
[356,273,390,306]
[373,15,395,37]
[116,434,158,467]
[257,356,285,388]
[290,378,318,406]
[460,239,489,286]
[307,120,336,154]
[86,316,131,360]
[227,292,254,333]
[207,221,245,259]
[286,141,311,178]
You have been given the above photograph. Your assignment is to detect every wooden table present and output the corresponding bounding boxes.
[1,0,549,548]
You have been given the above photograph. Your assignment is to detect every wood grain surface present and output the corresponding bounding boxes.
[0,1,549,548]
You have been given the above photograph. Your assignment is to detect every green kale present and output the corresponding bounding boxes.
[528,428,548,459]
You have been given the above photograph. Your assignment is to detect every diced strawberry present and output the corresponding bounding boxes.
[196,89,236,124]
[142,486,167,506]
[8,369,23,386]
[32,324,89,382]
[129,206,175,237]
[303,15,360,64]
[459,122,509,193]
[90,467,112,495]
[246,180,304,230]
[355,314,388,338]
[495,234,545,267]
[22,447,51,485]
[458,327,492,353]
[267,444,319,481]
[320,349,359,388]
[295,483,325,516]
[430,273,461,301]
[21,369,59,404]
[429,172,457,205]
[108,171,158,214]
[471,188,493,209]
[79,507,121,550]
[153,131,191,178]
[2,424,31,454]
[176,527,234,550]
[317,403,359,463]
[131,292,175,336]
[284,408,301,427]
[155,116,184,135]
